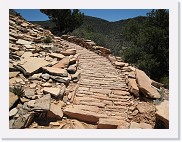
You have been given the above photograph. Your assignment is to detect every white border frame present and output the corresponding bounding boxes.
[0,0,179,139]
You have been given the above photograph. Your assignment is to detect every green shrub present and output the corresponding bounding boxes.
[10,85,24,98]
[43,36,52,43]
[160,76,169,89]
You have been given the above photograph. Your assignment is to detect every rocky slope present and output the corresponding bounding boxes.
[9,13,169,129]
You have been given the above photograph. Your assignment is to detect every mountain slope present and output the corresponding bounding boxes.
[29,15,146,55]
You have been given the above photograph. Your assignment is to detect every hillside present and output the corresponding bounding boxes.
[29,15,146,55]
[29,10,169,89]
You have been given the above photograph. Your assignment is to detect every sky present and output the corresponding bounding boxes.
[14,9,152,22]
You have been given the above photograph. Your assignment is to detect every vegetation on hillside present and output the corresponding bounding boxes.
[71,10,169,88]
[28,9,169,87]
[122,10,169,87]
[40,9,84,35]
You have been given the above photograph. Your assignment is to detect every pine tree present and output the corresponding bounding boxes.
[40,9,84,34]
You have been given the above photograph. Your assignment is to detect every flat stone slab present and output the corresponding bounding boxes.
[15,57,49,76]
[114,61,125,67]
[42,67,68,77]
[90,88,111,94]
[63,105,101,123]
[43,87,61,97]
[16,39,32,45]
[136,69,160,99]
[34,94,51,111]
[97,118,128,129]
[52,56,70,68]
[21,52,33,58]
[61,49,76,56]
[49,53,65,59]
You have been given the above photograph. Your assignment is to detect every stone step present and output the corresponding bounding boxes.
[97,118,128,129]
[63,106,107,123]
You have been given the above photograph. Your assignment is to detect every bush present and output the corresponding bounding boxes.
[10,85,24,98]
[160,76,169,89]
[43,36,52,43]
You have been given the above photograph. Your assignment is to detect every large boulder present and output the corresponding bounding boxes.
[136,69,160,99]
[155,100,169,128]
[128,78,139,97]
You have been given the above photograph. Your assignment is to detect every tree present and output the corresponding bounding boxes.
[40,9,84,34]
[122,9,169,87]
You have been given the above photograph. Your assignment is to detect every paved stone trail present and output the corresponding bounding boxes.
[64,42,133,128]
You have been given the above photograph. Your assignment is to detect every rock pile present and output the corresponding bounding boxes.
[9,14,80,128]
[61,35,111,56]
[9,13,169,129]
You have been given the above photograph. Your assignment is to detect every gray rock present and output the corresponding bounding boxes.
[12,116,27,129]
[12,113,34,129]
[67,64,77,74]
[41,73,50,80]
[24,89,35,99]
[50,75,70,85]
[9,108,18,118]
[34,94,51,111]
[27,100,36,108]
[71,71,80,82]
